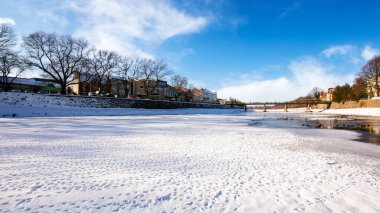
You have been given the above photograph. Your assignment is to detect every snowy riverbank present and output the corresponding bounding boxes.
[322,108,380,117]
[2,103,380,118]
[264,107,380,117]
[0,103,241,117]
[0,92,234,111]
[0,112,379,212]
[1,91,380,117]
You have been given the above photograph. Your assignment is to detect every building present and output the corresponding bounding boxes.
[201,88,218,103]
[0,76,60,92]
[191,88,202,102]
[131,79,176,100]
[72,72,179,100]
[367,76,380,99]
[173,86,189,101]
[320,88,334,102]
[110,77,134,98]
[71,72,114,96]
[190,88,218,103]
[218,99,227,104]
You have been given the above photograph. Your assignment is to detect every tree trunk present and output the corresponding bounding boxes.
[60,86,66,95]
[60,81,66,95]
[125,88,130,98]
[123,81,130,98]
[98,80,103,95]
[376,75,380,97]
[1,75,10,91]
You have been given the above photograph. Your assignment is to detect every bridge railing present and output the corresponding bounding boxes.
[226,100,332,106]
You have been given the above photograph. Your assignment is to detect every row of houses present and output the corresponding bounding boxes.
[1,75,219,103]
[70,73,218,103]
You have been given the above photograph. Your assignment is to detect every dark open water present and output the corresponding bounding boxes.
[248,113,380,145]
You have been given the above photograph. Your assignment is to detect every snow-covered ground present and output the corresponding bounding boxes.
[2,91,380,117]
[0,103,241,117]
[322,108,380,117]
[0,109,379,212]
[3,103,380,118]
[265,107,380,117]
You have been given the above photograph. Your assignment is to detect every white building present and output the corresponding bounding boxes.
[367,76,380,99]
[201,88,218,103]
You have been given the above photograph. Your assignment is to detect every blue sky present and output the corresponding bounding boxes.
[1,0,380,101]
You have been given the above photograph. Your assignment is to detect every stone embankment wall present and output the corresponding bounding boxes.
[330,99,380,109]
[0,92,237,109]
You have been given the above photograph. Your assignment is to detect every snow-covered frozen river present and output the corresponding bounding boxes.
[0,112,379,212]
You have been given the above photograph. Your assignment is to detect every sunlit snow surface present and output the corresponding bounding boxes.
[0,110,379,212]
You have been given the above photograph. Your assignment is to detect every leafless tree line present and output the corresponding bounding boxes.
[0,25,26,91]
[0,24,191,98]
[359,56,380,97]
[306,56,380,103]
[333,55,380,102]
[22,31,173,96]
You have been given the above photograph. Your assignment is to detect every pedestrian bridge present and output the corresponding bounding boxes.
[226,100,332,112]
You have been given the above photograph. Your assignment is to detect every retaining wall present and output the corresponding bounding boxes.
[330,99,380,109]
[0,92,237,109]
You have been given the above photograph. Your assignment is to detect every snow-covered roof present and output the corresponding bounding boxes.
[0,77,60,87]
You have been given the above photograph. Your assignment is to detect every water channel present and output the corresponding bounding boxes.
[248,112,380,145]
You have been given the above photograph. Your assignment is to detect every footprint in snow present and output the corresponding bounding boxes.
[215,191,222,198]
[327,160,338,165]
[155,193,171,203]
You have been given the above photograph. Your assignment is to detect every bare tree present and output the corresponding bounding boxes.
[23,32,91,94]
[188,84,196,90]
[87,50,120,94]
[170,74,188,88]
[184,89,193,102]
[0,24,16,52]
[115,57,140,97]
[0,51,26,91]
[332,83,351,103]
[0,24,25,91]
[138,59,169,99]
[309,87,323,100]
[153,60,170,81]
[170,74,188,101]
[351,77,367,101]
[359,55,380,97]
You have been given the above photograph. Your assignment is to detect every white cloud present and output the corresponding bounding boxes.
[217,57,355,102]
[362,45,379,61]
[36,11,68,27]
[218,77,290,102]
[351,57,361,65]
[66,0,207,58]
[189,79,206,89]
[0,17,16,25]
[321,45,354,58]
[278,1,301,20]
